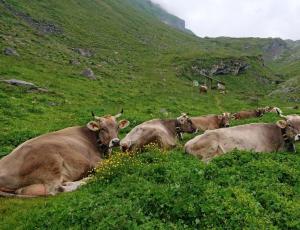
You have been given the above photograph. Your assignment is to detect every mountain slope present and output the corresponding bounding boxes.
[0,1,300,229]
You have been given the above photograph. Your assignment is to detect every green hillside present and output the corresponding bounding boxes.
[1,0,300,229]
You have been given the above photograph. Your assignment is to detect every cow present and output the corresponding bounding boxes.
[199,85,208,94]
[191,113,231,131]
[231,108,266,120]
[120,114,197,152]
[185,114,300,162]
[0,111,130,197]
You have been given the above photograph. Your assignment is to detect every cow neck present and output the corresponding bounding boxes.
[281,128,296,152]
[162,119,182,140]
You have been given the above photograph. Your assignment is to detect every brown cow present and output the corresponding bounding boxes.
[191,113,231,131]
[185,114,300,162]
[231,108,266,120]
[120,114,197,152]
[199,85,208,94]
[0,111,129,197]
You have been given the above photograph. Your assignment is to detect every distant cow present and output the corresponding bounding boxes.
[232,108,266,120]
[191,113,231,131]
[199,85,208,94]
[120,114,197,152]
[0,111,130,197]
[185,114,300,162]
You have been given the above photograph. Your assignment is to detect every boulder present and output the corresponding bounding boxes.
[1,79,48,92]
[2,79,36,88]
[4,47,19,56]
[73,48,93,57]
[81,68,96,80]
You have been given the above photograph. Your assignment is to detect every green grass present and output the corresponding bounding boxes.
[1,148,300,229]
[1,0,300,229]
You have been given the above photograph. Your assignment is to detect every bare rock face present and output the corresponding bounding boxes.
[189,58,249,77]
[73,48,93,57]
[81,68,96,80]
[3,47,19,56]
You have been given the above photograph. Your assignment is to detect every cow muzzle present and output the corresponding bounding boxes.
[295,134,300,141]
[109,138,120,148]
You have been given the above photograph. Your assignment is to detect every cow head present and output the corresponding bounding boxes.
[87,110,130,154]
[218,112,231,128]
[276,115,300,142]
[177,113,197,133]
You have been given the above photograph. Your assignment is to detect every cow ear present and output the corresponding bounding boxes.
[119,120,130,129]
[276,120,287,129]
[87,121,100,131]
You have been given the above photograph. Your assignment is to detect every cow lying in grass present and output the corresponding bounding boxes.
[120,114,197,152]
[0,111,129,197]
[185,114,300,162]
[191,113,231,131]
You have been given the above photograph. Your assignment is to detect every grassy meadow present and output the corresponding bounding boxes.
[0,0,300,229]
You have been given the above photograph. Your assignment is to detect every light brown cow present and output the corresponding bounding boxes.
[199,85,208,94]
[0,111,129,197]
[231,108,266,120]
[191,113,231,131]
[185,114,300,162]
[120,114,197,152]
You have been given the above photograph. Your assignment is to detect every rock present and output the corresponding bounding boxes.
[4,47,19,56]
[69,59,80,65]
[81,68,96,80]
[1,79,48,92]
[2,79,36,88]
[73,48,93,57]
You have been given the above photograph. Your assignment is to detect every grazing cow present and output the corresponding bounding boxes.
[185,114,300,162]
[0,111,130,197]
[120,114,197,152]
[199,85,208,94]
[232,108,266,120]
[191,113,231,131]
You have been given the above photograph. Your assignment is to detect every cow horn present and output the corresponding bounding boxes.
[276,108,287,119]
[91,111,101,120]
[115,108,123,118]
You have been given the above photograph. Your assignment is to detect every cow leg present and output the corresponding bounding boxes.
[159,136,176,150]
[15,184,48,196]
[61,178,90,193]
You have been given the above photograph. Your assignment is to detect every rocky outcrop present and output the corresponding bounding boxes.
[0,0,63,35]
[262,38,288,61]
[189,59,249,77]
